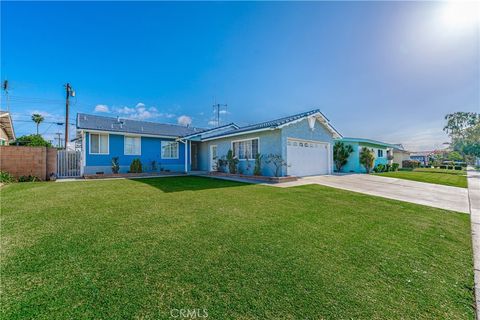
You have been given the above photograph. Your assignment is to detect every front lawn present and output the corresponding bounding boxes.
[1,177,473,319]
[374,168,468,188]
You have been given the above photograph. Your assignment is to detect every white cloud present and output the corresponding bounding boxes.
[94,104,110,113]
[135,102,146,108]
[208,120,217,126]
[115,106,136,114]
[177,115,192,126]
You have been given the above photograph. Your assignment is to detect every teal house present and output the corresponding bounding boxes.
[337,137,398,173]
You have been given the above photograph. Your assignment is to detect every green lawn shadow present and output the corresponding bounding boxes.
[128,175,248,193]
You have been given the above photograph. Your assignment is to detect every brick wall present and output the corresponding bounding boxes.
[0,146,57,180]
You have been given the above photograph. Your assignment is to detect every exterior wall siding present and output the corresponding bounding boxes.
[198,130,282,176]
[83,132,190,174]
[197,118,335,177]
[340,142,389,173]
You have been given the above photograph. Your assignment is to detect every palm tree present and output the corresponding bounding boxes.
[31,113,44,135]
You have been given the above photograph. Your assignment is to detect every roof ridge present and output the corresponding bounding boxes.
[237,108,321,129]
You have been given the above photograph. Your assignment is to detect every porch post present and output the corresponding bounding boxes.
[184,140,188,173]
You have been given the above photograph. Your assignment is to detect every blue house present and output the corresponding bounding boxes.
[76,109,342,177]
[336,137,398,173]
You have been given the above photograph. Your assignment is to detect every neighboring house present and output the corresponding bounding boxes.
[0,111,16,145]
[392,144,411,168]
[337,137,397,173]
[76,109,342,177]
[410,151,432,166]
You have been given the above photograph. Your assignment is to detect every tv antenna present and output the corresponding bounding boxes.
[212,100,227,127]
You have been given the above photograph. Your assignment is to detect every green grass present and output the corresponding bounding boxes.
[1,177,474,319]
[374,168,468,188]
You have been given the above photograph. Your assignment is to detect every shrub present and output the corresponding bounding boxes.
[359,147,375,173]
[392,163,399,171]
[333,142,354,172]
[18,175,39,182]
[226,150,239,174]
[373,164,385,173]
[217,157,227,173]
[402,160,421,168]
[265,154,288,177]
[385,164,392,172]
[0,171,15,183]
[129,159,143,173]
[14,134,53,147]
[253,153,263,176]
[111,157,120,174]
[150,160,157,172]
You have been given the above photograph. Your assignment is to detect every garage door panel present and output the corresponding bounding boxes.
[287,139,329,176]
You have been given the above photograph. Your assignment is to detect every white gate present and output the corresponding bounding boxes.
[57,150,81,178]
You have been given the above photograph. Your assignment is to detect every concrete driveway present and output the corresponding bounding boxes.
[273,174,469,213]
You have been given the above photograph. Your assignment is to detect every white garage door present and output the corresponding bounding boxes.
[287,139,330,176]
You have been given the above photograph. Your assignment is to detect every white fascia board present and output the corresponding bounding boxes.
[201,127,276,142]
[277,112,342,139]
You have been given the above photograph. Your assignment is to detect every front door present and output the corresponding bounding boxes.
[191,144,198,170]
[210,145,217,171]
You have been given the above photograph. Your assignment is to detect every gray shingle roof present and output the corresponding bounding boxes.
[204,109,340,140]
[76,113,203,137]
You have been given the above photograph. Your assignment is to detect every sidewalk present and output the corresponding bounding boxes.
[467,168,480,319]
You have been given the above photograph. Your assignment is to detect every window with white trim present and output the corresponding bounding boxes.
[378,149,384,157]
[232,138,259,160]
[124,136,141,155]
[0,138,6,146]
[90,133,109,154]
[161,141,179,159]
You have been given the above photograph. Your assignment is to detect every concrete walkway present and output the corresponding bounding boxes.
[272,173,470,213]
[467,169,480,319]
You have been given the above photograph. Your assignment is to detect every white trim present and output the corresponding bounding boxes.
[161,141,179,159]
[277,112,342,138]
[81,131,86,175]
[89,132,109,155]
[81,129,176,139]
[184,141,188,173]
[231,137,260,161]
[202,128,275,142]
[123,135,142,156]
[189,140,191,165]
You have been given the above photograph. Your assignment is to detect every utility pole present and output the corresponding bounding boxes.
[64,83,75,149]
[212,102,227,127]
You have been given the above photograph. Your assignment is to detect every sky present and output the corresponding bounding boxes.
[1,1,479,150]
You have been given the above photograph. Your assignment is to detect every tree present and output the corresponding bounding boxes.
[444,112,480,159]
[31,113,45,135]
[14,134,52,147]
[359,147,375,173]
[447,151,463,162]
[333,141,353,172]
[443,112,479,139]
[265,154,288,177]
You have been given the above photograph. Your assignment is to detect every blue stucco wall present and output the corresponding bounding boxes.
[198,129,282,176]
[339,142,389,173]
[197,118,335,177]
[84,132,190,174]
